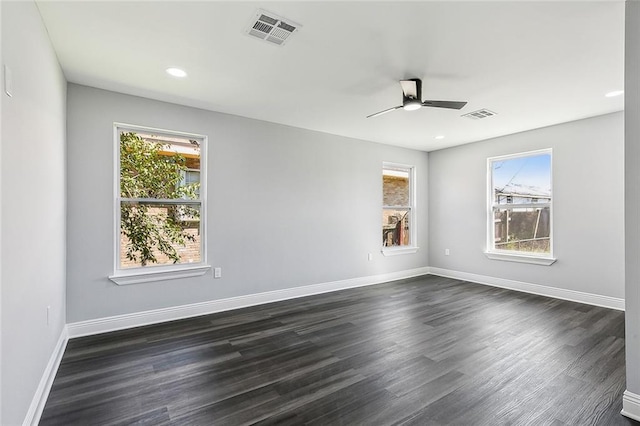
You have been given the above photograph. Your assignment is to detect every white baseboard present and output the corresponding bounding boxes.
[622,390,640,421]
[428,267,625,311]
[23,326,68,426]
[67,267,431,338]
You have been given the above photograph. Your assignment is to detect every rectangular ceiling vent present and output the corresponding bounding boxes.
[246,9,301,46]
[462,109,497,120]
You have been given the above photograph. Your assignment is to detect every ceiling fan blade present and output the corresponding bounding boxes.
[366,106,402,118]
[400,79,420,99]
[421,100,467,110]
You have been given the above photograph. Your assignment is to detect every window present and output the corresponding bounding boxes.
[182,169,201,198]
[110,124,209,284]
[382,163,418,255]
[487,149,555,265]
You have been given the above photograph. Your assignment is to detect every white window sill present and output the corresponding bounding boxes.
[109,264,211,285]
[485,251,556,266]
[381,246,420,257]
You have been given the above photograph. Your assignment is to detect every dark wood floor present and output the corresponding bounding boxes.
[41,275,639,425]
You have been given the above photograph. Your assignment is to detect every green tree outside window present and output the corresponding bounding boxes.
[119,132,200,266]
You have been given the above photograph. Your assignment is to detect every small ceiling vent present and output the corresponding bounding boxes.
[246,9,301,46]
[462,109,497,120]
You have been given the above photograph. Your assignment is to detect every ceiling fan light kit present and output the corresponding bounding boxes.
[403,98,422,111]
[367,78,467,118]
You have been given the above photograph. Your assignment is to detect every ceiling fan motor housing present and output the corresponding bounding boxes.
[403,97,422,111]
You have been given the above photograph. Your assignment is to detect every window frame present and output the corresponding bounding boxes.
[485,149,556,265]
[381,162,419,256]
[109,123,210,285]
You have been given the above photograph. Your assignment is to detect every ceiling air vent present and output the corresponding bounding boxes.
[246,10,301,46]
[462,109,497,120]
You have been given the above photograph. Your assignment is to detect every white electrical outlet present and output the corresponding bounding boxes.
[367,253,373,261]
[445,249,450,256]
[214,267,222,278]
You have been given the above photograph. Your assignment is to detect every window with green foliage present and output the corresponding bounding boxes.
[115,125,206,271]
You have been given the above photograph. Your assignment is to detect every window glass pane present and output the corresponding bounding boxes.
[492,153,551,205]
[184,170,200,185]
[383,169,410,206]
[182,170,201,198]
[382,208,411,247]
[493,206,550,253]
[120,201,201,269]
[120,131,201,200]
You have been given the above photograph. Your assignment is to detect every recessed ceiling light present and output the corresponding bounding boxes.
[166,67,187,78]
[605,90,623,98]
[434,135,445,140]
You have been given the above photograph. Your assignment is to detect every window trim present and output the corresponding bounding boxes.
[109,123,210,284]
[381,162,419,256]
[485,148,555,265]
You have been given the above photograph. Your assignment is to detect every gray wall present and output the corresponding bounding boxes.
[625,0,640,399]
[1,2,67,425]
[428,112,624,299]
[0,3,4,422]
[0,1,4,421]
[66,84,429,323]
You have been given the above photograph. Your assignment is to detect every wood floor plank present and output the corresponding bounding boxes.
[40,275,639,425]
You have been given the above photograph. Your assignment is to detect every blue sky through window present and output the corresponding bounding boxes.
[492,153,551,191]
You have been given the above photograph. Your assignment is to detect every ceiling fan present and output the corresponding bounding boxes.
[366,79,467,118]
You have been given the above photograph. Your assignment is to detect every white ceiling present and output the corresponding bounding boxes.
[35,1,625,151]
